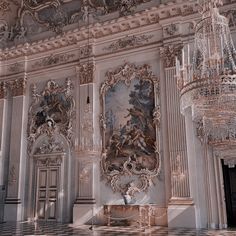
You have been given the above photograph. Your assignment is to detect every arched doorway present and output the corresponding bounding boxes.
[29,134,71,222]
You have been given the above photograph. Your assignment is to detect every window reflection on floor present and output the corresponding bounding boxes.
[0,222,235,236]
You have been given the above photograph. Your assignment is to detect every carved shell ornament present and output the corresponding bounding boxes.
[100,62,161,197]
[27,79,75,154]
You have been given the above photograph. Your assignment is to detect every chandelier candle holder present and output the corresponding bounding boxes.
[176,0,236,146]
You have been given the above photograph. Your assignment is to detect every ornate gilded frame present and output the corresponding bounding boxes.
[100,62,161,196]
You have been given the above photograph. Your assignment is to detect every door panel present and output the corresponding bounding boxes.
[229,169,236,225]
[38,201,46,219]
[222,163,236,227]
[36,167,60,221]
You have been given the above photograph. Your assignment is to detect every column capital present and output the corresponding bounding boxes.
[8,77,27,97]
[160,43,183,68]
[0,82,7,99]
[76,62,95,85]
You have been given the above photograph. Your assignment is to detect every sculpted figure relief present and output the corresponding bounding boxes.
[28,79,75,154]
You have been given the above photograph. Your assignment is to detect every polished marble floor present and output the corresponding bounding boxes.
[0,222,235,236]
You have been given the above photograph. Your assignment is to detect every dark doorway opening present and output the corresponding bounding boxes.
[222,161,236,227]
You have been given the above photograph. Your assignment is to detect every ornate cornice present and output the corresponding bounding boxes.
[76,62,95,85]
[160,44,183,68]
[0,1,235,63]
[0,0,200,60]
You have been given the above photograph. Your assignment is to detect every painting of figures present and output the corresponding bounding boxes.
[104,78,157,173]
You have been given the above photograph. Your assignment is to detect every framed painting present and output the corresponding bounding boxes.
[100,62,161,197]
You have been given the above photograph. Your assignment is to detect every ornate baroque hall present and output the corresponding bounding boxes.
[1,0,236,235]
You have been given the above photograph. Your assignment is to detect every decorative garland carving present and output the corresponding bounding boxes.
[100,62,161,197]
[103,35,154,52]
[8,62,23,73]
[36,156,62,167]
[27,79,75,154]
[76,62,95,85]
[153,105,161,127]
[8,165,17,186]
[160,44,183,68]
[34,136,65,155]
[0,1,11,14]
[32,53,75,69]
[163,24,179,37]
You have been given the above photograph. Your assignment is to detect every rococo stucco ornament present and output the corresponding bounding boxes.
[8,77,27,97]
[100,62,161,197]
[76,61,95,85]
[103,34,154,52]
[34,136,65,155]
[160,44,183,68]
[0,0,152,42]
[27,79,75,154]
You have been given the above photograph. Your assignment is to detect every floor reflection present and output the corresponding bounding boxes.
[0,222,235,236]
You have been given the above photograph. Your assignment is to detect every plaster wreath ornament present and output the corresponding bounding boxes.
[100,62,161,198]
[103,34,154,52]
[0,1,10,14]
[27,79,75,154]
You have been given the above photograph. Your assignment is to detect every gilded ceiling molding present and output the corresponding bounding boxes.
[76,62,95,85]
[0,4,161,60]
[8,77,27,97]
[100,62,161,197]
[103,34,154,52]
[160,44,183,68]
[2,0,235,61]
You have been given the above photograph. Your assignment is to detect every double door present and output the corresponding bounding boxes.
[222,164,236,227]
[35,167,60,221]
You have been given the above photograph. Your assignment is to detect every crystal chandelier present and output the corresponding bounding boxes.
[176,0,236,145]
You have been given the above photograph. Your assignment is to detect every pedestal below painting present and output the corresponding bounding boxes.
[104,205,166,227]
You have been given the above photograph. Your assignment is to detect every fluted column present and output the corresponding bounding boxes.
[165,67,190,200]
[0,82,8,222]
[4,77,27,221]
[73,61,99,225]
[160,45,191,202]
[160,44,195,228]
[0,82,7,186]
